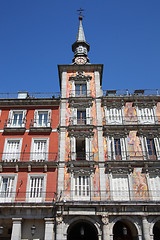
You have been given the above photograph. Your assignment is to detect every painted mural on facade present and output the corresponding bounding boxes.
[128,131,143,160]
[124,102,137,123]
[132,168,149,200]
[93,166,100,199]
[156,102,160,122]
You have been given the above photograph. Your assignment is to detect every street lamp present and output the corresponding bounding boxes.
[0,226,3,235]
[31,225,36,236]
[80,225,85,237]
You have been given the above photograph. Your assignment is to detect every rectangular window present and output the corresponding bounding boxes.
[0,177,14,198]
[105,108,122,124]
[137,107,155,124]
[31,139,48,161]
[73,175,90,200]
[77,110,86,124]
[148,175,160,200]
[3,139,21,161]
[37,112,48,127]
[28,177,44,202]
[114,139,122,160]
[33,110,51,128]
[146,138,156,159]
[75,84,87,97]
[7,110,26,128]
[112,175,130,201]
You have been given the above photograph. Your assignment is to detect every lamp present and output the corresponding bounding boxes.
[80,225,84,236]
[0,226,4,235]
[31,224,36,236]
[123,226,127,236]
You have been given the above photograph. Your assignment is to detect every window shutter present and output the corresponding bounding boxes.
[7,110,13,127]
[120,138,126,160]
[34,110,38,127]
[85,138,89,161]
[71,137,76,160]
[107,137,112,160]
[154,138,160,160]
[47,109,51,127]
[112,175,129,200]
[144,137,149,160]
[73,108,77,125]
[149,175,160,200]
[86,108,90,124]
[22,110,27,128]
[111,137,116,160]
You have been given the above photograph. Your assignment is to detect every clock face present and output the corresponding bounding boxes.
[75,56,87,65]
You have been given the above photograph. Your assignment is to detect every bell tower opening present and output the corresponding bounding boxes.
[67,221,98,240]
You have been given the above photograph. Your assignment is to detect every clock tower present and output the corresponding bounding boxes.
[72,16,90,65]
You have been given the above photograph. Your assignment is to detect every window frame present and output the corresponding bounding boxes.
[33,109,51,128]
[26,174,47,202]
[0,174,17,202]
[7,109,26,128]
[2,138,23,162]
[30,138,49,161]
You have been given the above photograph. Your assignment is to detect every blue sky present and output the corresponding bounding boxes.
[0,0,160,93]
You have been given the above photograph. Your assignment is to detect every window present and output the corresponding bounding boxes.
[75,84,87,97]
[136,107,155,124]
[106,136,128,161]
[148,175,160,201]
[114,139,122,160]
[72,108,91,125]
[33,110,51,127]
[70,137,92,161]
[104,107,123,124]
[27,175,46,202]
[146,138,156,160]
[112,175,130,201]
[3,139,22,161]
[141,136,160,160]
[77,110,86,124]
[73,175,90,200]
[7,110,26,128]
[0,175,17,202]
[31,138,49,161]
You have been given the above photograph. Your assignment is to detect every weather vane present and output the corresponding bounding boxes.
[77,8,85,19]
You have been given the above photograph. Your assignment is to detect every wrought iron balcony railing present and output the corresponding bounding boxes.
[30,118,52,128]
[0,92,61,99]
[103,116,160,125]
[4,118,26,128]
[1,190,160,203]
[69,117,93,125]
[103,89,160,96]
[1,152,58,162]
[105,151,160,161]
[69,90,92,97]
[68,152,94,161]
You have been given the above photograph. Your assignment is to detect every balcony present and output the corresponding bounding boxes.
[68,152,94,161]
[69,117,93,125]
[103,116,159,126]
[103,89,160,96]
[4,118,26,133]
[105,151,160,161]
[0,190,160,203]
[69,90,92,98]
[1,152,58,162]
[61,190,160,202]
[29,118,52,133]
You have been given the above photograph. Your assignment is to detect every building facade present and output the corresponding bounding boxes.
[0,92,59,239]
[0,16,160,240]
[57,17,160,240]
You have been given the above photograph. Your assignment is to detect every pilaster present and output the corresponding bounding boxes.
[11,218,22,240]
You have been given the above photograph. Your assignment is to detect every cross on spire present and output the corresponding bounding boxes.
[77,8,85,20]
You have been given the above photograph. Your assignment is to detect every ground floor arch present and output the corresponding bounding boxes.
[112,218,139,240]
[153,220,160,240]
[67,219,99,240]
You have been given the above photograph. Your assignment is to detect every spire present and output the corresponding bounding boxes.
[72,15,90,65]
[76,16,86,42]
